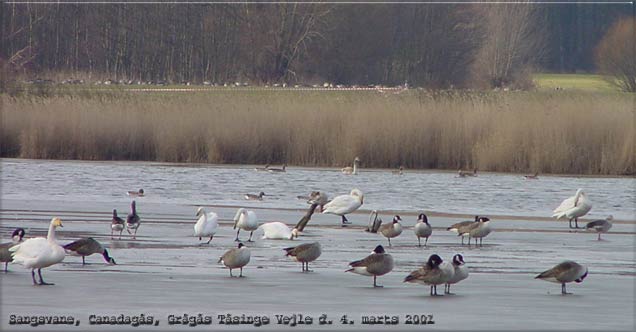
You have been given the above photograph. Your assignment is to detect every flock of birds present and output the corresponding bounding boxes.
[0,159,617,297]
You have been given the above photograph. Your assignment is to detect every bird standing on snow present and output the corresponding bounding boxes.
[111,209,125,239]
[126,200,141,239]
[194,207,219,244]
[379,215,403,246]
[233,208,258,242]
[10,218,65,285]
[283,242,322,272]
[63,237,116,265]
[445,254,469,294]
[219,243,251,277]
[0,228,26,272]
[552,188,592,229]
[585,215,613,240]
[346,245,394,288]
[535,261,588,295]
[322,189,364,226]
[414,213,432,247]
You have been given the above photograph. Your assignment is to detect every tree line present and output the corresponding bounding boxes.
[1,3,631,89]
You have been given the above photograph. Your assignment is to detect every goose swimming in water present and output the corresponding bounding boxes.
[219,243,251,277]
[414,213,432,247]
[552,189,592,229]
[585,215,613,240]
[0,228,26,272]
[244,192,266,201]
[524,172,539,179]
[126,200,141,239]
[457,216,492,246]
[379,215,403,246]
[126,188,145,197]
[111,209,125,239]
[457,169,477,177]
[535,260,588,295]
[259,222,299,240]
[10,217,65,285]
[404,254,452,296]
[342,157,360,175]
[254,164,270,172]
[346,245,394,287]
[267,164,287,173]
[322,189,364,226]
[445,254,469,294]
[63,237,116,265]
[233,208,258,242]
[283,242,322,272]
[194,207,219,244]
[392,166,404,175]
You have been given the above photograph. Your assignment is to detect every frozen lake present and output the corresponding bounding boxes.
[1,159,635,331]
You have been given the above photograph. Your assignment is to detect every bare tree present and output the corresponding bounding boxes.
[595,17,635,92]
[471,3,547,89]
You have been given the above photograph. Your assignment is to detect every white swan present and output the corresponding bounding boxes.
[342,157,360,175]
[552,188,592,229]
[194,207,219,244]
[322,188,364,225]
[233,208,258,242]
[10,217,65,285]
[259,222,299,240]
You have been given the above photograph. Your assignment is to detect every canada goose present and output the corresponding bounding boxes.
[322,189,364,226]
[346,245,394,287]
[254,164,270,172]
[267,164,287,173]
[194,207,219,244]
[366,210,382,233]
[283,242,322,272]
[552,189,592,229]
[447,216,481,245]
[244,192,266,201]
[219,243,251,277]
[126,200,141,239]
[524,172,539,179]
[404,254,451,296]
[63,238,116,265]
[342,157,360,175]
[392,166,404,175]
[414,213,432,247]
[0,228,25,272]
[585,215,613,240]
[535,261,588,295]
[126,188,145,197]
[457,217,492,246]
[457,168,477,177]
[259,222,299,240]
[9,218,65,285]
[111,209,125,239]
[233,208,258,242]
[445,254,469,294]
[379,215,403,246]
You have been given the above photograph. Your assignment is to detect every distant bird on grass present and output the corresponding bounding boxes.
[63,237,116,265]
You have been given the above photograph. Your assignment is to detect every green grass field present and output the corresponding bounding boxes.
[533,73,618,92]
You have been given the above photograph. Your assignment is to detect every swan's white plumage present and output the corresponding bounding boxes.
[552,189,592,220]
[10,218,65,270]
[233,208,258,231]
[322,189,364,216]
[259,222,298,240]
[194,207,219,240]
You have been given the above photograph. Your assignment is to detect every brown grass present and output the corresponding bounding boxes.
[1,89,633,175]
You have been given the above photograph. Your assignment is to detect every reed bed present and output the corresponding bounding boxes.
[1,90,633,175]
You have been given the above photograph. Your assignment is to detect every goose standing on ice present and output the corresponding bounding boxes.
[126,200,141,239]
[63,237,116,265]
[322,189,364,226]
[244,192,266,201]
[126,188,145,197]
[267,164,287,173]
[194,207,219,244]
[233,208,258,242]
[379,215,403,246]
[366,210,383,233]
[535,260,588,295]
[259,222,299,240]
[404,254,451,296]
[445,254,469,294]
[9,217,65,285]
[346,245,394,287]
[283,242,322,272]
[111,209,125,239]
[342,157,360,175]
[219,243,251,277]
[585,215,613,240]
[552,188,592,229]
[447,216,480,245]
[414,213,432,247]
[457,216,492,246]
[0,228,26,272]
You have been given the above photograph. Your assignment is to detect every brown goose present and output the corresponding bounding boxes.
[111,209,125,239]
[585,215,613,240]
[283,242,322,272]
[0,228,26,272]
[63,238,116,265]
[404,254,449,296]
[457,217,492,246]
[126,200,141,239]
[447,216,480,245]
[346,245,394,287]
[379,215,403,246]
[244,192,266,201]
[219,243,251,277]
[535,261,588,295]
